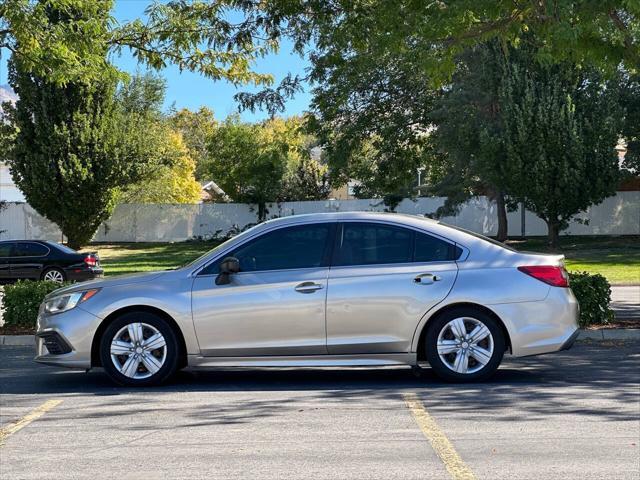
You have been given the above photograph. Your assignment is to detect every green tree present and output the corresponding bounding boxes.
[169,107,217,180]
[308,50,435,210]
[119,131,202,204]
[2,5,163,248]
[429,41,516,241]
[204,116,328,220]
[0,0,274,86]
[499,58,623,247]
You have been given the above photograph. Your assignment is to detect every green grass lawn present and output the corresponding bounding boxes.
[505,236,639,285]
[94,235,639,285]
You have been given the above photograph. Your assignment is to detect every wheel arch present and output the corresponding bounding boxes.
[91,305,188,369]
[414,302,512,362]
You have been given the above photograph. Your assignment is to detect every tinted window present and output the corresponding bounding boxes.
[203,224,332,274]
[13,242,49,257]
[415,232,462,262]
[49,242,77,254]
[334,223,413,266]
[0,243,12,257]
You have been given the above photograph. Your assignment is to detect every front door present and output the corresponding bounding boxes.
[326,222,459,354]
[191,223,335,357]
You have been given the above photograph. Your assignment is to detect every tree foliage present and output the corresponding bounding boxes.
[169,107,217,180]
[499,56,623,247]
[308,48,435,209]
[204,115,328,220]
[0,0,276,86]
[119,131,202,204]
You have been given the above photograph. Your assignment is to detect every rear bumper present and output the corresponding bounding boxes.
[560,328,580,351]
[490,286,580,357]
[65,267,103,282]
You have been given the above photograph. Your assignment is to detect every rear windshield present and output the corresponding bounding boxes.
[444,224,517,252]
[47,242,77,254]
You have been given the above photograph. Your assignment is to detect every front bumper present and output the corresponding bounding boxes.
[34,305,101,369]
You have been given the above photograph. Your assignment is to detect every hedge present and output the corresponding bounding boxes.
[568,271,615,327]
[0,272,615,332]
[2,280,71,329]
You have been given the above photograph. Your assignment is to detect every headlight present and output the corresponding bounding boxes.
[44,289,100,315]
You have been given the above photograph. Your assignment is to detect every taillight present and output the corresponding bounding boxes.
[517,265,569,287]
[84,256,97,267]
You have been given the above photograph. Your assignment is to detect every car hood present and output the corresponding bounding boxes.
[46,271,167,298]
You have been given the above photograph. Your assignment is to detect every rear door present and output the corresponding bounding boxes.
[0,242,13,280]
[326,222,459,354]
[9,242,50,280]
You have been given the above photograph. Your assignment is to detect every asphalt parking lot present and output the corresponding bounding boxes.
[1,341,639,480]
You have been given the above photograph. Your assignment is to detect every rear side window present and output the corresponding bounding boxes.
[334,223,413,266]
[0,243,12,257]
[13,242,49,257]
[334,222,461,267]
[415,232,462,262]
[201,223,333,274]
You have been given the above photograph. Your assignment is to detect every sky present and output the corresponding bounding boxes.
[0,0,312,122]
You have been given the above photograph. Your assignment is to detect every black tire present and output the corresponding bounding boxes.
[99,312,179,387]
[425,307,505,382]
[41,267,66,283]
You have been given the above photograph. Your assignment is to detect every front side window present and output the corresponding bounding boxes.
[202,223,332,274]
[334,223,413,266]
[13,242,49,257]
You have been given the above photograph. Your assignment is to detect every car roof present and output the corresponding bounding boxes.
[261,211,439,226]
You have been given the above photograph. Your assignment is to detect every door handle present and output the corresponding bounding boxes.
[295,282,324,293]
[414,273,441,284]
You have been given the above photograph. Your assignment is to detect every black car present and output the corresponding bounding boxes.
[0,240,103,283]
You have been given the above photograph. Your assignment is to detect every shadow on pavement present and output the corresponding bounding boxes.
[2,342,639,425]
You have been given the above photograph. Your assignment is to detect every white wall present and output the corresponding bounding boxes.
[0,162,25,202]
[1,192,638,242]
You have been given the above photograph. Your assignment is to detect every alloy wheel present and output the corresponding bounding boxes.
[110,322,167,379]
[436,317,494,374]
[43,270,64,283]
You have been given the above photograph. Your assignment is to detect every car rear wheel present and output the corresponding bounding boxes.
[426,307,505,382]
[99,312,179,386]
[41,267,66,283]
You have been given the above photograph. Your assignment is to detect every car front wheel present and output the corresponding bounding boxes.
[426,307,505,382]
[99,312,179,386]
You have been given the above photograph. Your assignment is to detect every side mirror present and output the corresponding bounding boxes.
[215,257,240,285]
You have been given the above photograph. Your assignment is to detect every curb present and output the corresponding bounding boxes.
[578,329,640,340]
[1,329,640,347]
[0,335,35,346]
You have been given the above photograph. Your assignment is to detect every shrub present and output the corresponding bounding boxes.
[569,272,615,327]
[2,281,71,330]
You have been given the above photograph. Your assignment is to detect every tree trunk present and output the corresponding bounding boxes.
[257,202,267,222]
[546,219,560,249]
[495,192,508,242]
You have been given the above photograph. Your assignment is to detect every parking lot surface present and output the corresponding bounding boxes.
[1,341,639,480]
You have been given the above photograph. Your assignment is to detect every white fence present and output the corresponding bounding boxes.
[1,192,638,242]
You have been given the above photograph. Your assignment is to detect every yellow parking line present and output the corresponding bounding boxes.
[0,399,62,446]
[404,393,476,480]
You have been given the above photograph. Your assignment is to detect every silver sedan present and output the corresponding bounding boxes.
[35,212,579,385]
